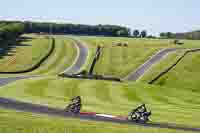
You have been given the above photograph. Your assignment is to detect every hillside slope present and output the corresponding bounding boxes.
[0,77,200,127]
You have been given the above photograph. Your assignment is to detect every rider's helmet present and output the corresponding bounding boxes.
[72,96,81,103]
[136,104,146,113]
[141,104,147,111]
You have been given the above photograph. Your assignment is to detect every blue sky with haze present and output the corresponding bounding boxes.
[0,0,199,35]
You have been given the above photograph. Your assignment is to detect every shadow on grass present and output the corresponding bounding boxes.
[0,36,33,60]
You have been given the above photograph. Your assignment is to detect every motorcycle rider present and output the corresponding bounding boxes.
[128,104,151,122]
[65,96,82,114]
[135,104,147,113]
[70,96,82,107]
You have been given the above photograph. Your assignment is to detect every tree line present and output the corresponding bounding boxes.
[0,21,152,38]
[132,29,148,38]
[160,31,200,40]
[10,20,200,40]
[1,20,200,40]
[23,21,131,37]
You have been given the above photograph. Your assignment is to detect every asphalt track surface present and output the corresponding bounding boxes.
[0,97,199,132]
[125,48,177,81]
[0,76,40,87]
[62,37,88,74]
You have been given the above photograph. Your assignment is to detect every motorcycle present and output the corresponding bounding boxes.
[64,96,82,114]
[127,104,151,123]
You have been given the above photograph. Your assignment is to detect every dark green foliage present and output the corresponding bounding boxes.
[140,30,147,38]
[133,29,140,37]
[23,21,131,37]
[159,32,167,38]
[0,20,131,37]
[160,32,176,39]
[0,22,25,41]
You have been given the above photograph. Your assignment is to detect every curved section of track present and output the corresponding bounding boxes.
[0,97,199,132]
[62,37,88,74]
[0,37,89,87]
[124,48,177,81]
[0,37,55,74]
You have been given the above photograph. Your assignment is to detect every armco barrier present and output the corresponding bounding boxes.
[59,73,121,82]
[0,37,55,74]
[148,48,200,84]
[88,46,102,75]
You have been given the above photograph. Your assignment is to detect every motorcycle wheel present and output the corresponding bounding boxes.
[140,115,149,123]
[128,112,140,121]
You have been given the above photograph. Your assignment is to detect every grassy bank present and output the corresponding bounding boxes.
[145,51,200,89]
[0,77,200,127]
[81,36,200,78]
[28,36,77,75]
[0,35,51,72]
[0,108,191,133]
[140,49,185,82]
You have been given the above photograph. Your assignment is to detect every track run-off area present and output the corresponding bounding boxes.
[0,97,200,132]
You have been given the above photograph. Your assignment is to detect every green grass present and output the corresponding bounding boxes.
[81,36,200,78]
[145,51,200,89]
[1,36,200,132]
[1,77,200,127]
[0,23,7,28]
[0,35,77,76]
[0,35,51,72]
[140,49,186,82]
[0,108,191,133]
[27,36,77,75]
[82,36,200,48]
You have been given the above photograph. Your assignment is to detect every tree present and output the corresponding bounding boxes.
[133,30,139,37]
[166,32,172,38]
[165,32,175,38]
[140,30,147,38]
[160,32,166,38]
[160,32,176,39]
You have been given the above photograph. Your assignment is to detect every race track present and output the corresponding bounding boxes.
[62,37,88,74]
[0,76,40,86]
[125,48,177,81]
[1,38,200,132]
[0,97,199,132]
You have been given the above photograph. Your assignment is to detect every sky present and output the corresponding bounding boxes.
[0,0,199,35]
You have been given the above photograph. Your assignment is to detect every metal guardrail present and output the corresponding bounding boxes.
[88,46,102,75]
[148,48,200,84]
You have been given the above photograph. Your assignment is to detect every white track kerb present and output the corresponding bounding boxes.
[78,39,90,72]
[61,39,80,74]
[73,37,90,73]
[61,37,89,75]
[80,112,127,120]
[136,49,175,81]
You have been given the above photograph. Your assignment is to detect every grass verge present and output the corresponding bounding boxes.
[0,35,51,72]
[0,77,200,127]
[0,107,191,133]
